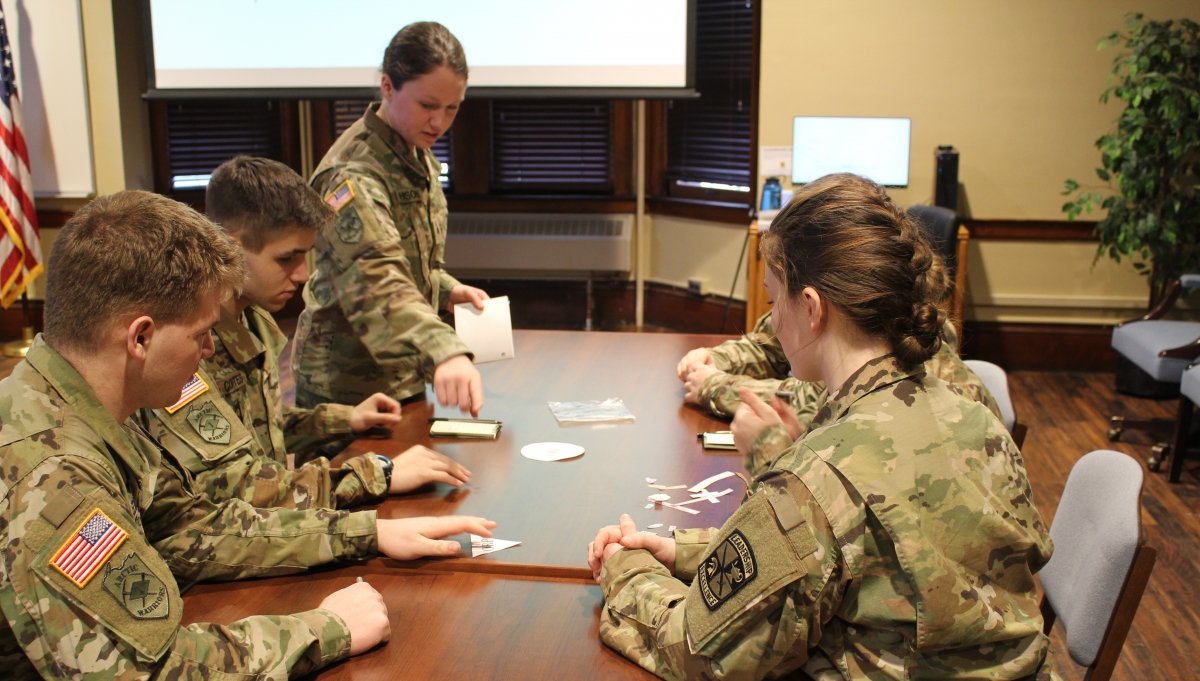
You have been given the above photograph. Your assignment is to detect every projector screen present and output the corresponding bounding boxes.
[144,0,694,98]
[791,117,912,187]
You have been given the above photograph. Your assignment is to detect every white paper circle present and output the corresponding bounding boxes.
[520,442,585,462]
[648,493,671,502]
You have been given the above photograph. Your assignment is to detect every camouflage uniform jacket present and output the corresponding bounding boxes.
[600,355,1057,680]
[293,102,471,406]
[727,317,1004,477]
[137,305,388,510]
[0,337,351,679]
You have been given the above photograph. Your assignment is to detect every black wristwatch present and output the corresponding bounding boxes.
[374,454,394,488]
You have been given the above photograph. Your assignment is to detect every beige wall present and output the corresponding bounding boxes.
[651,0,1197,324]
[35,1,1198,323]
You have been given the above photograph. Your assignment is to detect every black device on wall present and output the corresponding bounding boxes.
[934,145,959,210]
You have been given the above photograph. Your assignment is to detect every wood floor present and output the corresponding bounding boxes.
[1012,370,1194,681]
[1,351,1193,679]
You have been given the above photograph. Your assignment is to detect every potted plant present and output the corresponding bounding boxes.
[1062,13,1200,307]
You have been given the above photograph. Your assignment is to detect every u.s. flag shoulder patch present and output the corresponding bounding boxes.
[165,373,209,414]
[325,179,356,213]
[50,509,129,588]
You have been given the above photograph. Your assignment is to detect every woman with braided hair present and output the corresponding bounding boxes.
[588,173,1056,680]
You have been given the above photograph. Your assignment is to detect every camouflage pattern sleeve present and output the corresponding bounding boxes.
[282,401,355,461]
[0,453,351,679]
[141,461,378,584]
[708,313,790,380]
[138,404,386,510]
[318,168,470,375]
[744,424,797,479]
[698,372,827,424]
[599,474,844,680]
[670,527,716,582]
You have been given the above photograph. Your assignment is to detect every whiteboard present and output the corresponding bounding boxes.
[7,0,94,199]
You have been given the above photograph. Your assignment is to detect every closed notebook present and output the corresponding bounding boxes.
[429,419,502,439]
[699,431,736,450]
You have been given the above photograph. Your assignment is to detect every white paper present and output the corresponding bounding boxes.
[470,534,521,557]
[454,296,515,363]
[520,442,585,462]
[689,470,737,493]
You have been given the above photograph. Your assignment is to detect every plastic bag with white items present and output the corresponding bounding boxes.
[547,397,636,426]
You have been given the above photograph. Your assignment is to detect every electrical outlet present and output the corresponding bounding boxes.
[687,278,706,296]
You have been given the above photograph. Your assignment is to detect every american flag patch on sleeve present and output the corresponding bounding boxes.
[165,373,209,414]
[325,180,355,212]
[50,509,128,588]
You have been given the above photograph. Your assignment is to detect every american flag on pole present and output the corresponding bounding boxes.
[50,509,129,588]
[0,8,41,309]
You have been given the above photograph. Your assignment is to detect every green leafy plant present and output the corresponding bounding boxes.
[1062,14,1200,305]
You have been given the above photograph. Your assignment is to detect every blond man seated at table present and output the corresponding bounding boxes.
[138,157,470,511]
[0,191,494,678]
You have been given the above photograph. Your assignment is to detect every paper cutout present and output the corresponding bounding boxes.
[470,534,521,557]
[521,442,585,462]
[689,471,737,493]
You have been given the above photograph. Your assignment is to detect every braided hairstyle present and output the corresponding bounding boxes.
[760,173,943,366]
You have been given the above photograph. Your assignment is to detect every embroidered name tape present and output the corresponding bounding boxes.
[165,373,209,414]
[51,509,128,588]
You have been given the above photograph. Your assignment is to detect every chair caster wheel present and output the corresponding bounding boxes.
[1108,416,1125,442]
[1148,443,1170,473]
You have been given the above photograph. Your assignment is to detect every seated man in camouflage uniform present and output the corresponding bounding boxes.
[0,191,495,678]
[139,157,470,511]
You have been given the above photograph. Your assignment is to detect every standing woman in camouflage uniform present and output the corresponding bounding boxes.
[293,22,488,415]
[588,173,1057,680]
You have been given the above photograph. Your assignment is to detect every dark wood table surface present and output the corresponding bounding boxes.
[346,330,748,579]
[181,565,656,680]
[185,330,743,679]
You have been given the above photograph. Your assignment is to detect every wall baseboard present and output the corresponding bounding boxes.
[0,301,44,342]
[961,320,1114,372]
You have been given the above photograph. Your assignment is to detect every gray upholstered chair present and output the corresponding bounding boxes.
[1162,361,1200,482]
[963,358,1026,448]
[1039,450,1156,681]
[1108,276,1200,469]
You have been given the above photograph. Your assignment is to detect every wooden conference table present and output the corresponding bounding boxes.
[183,330,747,679]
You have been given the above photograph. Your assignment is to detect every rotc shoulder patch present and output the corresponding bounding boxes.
[50,509,128,587]
[103,553,170,619]
[185,400,232,444]
[334,206,364,244]
[697,529,757,611]
[165,373,209,414]
[325,179,356,213]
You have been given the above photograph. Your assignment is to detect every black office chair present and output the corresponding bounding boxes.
[907,205,968,338]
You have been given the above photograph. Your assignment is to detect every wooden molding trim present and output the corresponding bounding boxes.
[965,219,1097,241]
[0,299,44,341]
[961,320,1114,372]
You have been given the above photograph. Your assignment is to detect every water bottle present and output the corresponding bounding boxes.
[761,177,782,211]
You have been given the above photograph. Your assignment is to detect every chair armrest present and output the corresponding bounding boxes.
[1121,279,1183,324]
[1159,336,1200,361]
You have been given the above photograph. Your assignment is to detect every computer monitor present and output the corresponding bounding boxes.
[791,116,912,187]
